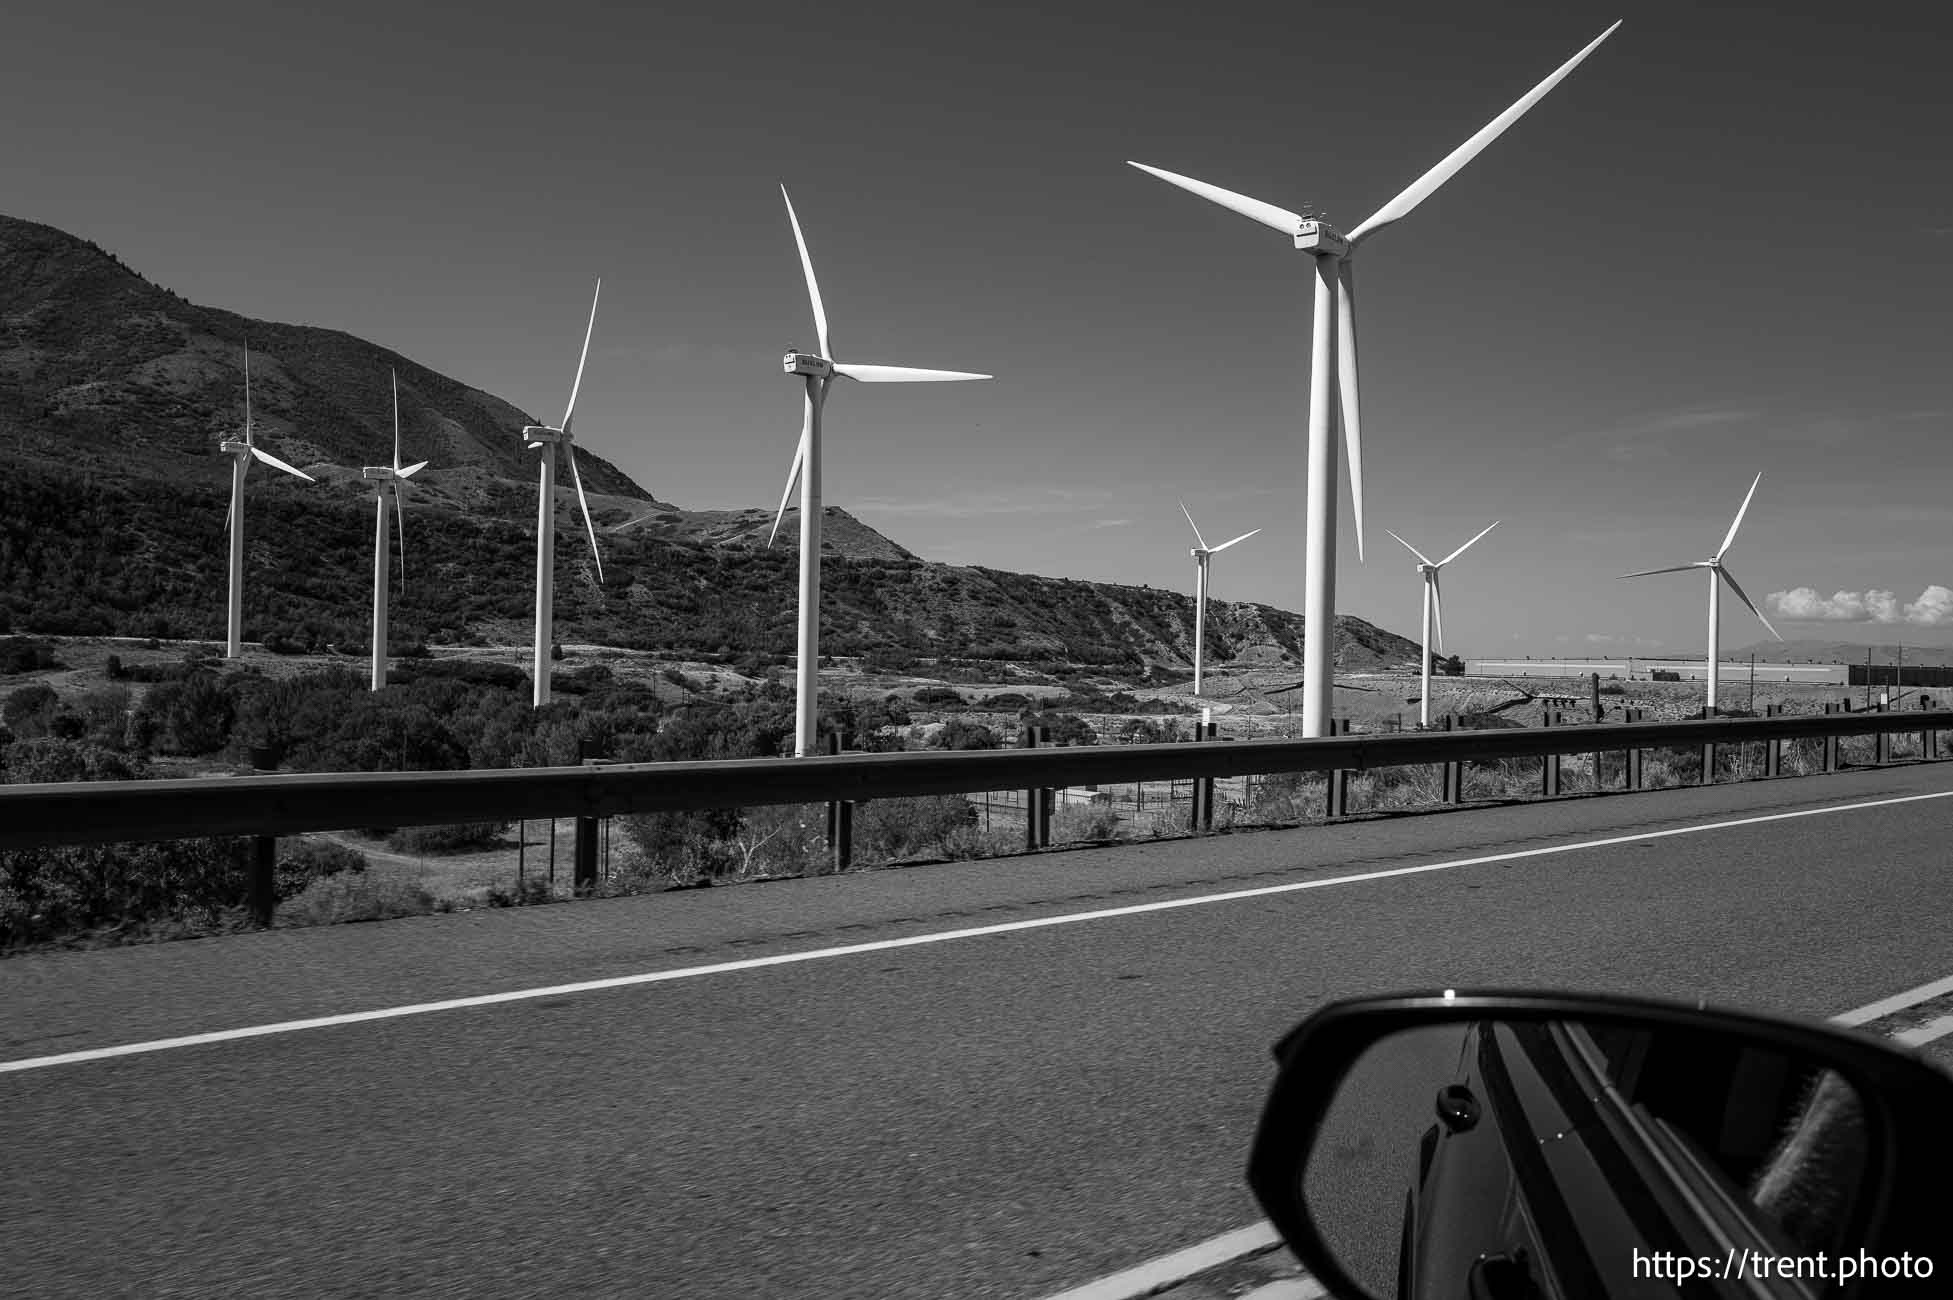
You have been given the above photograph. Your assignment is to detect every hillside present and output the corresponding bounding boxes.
[0,213,1419,675]
[0,213,655,501]
[0,461,1418,673]
[1728,638,1953,667]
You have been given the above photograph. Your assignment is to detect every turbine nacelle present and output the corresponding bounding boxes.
[521,423,564,446]
[784,351,835,378]
[1295,221,1349,256]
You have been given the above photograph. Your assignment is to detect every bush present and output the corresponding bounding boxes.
[1053,802,1121,843]
[911,686,964,707]
[385,822,511,854]
[2,737,141,783]
[276,871,437,927]
[853,794,976,863]
[104,653,125,679]
[932,718,999,750]
[486,876,557,907]
[2,684,60,738]
[0,637,59,675]
[0,836,255,950]
[275,838,367,900]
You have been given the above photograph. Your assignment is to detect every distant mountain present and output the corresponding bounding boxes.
[1729,638,1953,668]
[0,214,1420,674]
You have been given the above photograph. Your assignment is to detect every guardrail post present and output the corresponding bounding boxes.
[1765,703,1782,777]
[825,730,853,872]
[1441,715,1462,805]
[1875,699,1890,765]
[1326,719,1351,819]
[1019,726,1040,850]
[574,739,606,897]
[1037,727,1053,846]
[1822,703,1839,772]
[1924,695,1937,760]
[1197,721,1217,831]
[250,834,276,927]
[1701,705,1717,786]
[1542,712,1561,796]
[1626,708,1645,790]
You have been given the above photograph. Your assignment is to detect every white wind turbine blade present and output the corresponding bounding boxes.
[394,484,408,593]
[250,446,315,481]
[1347,20,1624,246]
[1179,500,1209,551]
[243,345,253,445]
[397,460,430,479]
[1209,527,1261,553]
[781,186,831,360]
[1385,529,1435,566]
[1716,566,1782,642]
[1126,162,1306,237]
[1430,570,1446,654]
[1617,562,1703,579]
[831,363,991,383]
[566,445,605,583]
[1336,259,1365,561]
[561,279,601,435]
[391,369,402,472]
[1716,471,1762,561]
[1439,520,1501,567]
[767,401,812,548]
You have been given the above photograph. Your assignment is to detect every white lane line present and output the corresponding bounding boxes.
[1893,1016,1953,1047]
[1830,972,1953,1026]
[1033,973,1953,1300]
[1034,1222,1285,1300]
[6,786,1953,1077]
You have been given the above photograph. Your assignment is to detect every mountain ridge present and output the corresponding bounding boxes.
[0,213,1421,674]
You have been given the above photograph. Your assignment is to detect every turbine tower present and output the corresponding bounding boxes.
[1129,20,1621,736]
[1618,472,1782,714]
[768,186,992,758]
[221,345,315,658]
[1180,501,1260,696]
[520,280,607,708]
[363,370,430,690]
[1385,520,1499,726]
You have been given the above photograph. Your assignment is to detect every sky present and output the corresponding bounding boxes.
[4,0,1950,659]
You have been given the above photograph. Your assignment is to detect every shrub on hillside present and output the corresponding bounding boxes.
[275,838,367,900]
[385,822,510,854]
[0,637,60,675]
[931,718,999,750]
[853,794,977,864]
[0,836,254,950]
[911,686,964,707]
[2,684,60,739]
[2,737,142,784]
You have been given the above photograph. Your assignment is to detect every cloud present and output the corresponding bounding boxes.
[1584,632,1665,647]
[1767,585,1953,626]
[1090,518,1133,529]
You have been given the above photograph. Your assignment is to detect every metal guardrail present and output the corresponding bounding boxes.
[2,705,1946,854]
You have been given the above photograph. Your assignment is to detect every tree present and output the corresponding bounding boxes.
[1437,654,1465,677]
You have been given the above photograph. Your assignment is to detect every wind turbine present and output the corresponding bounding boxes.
[1618,472,1782,715]
[769,186,992,758]
[520,280,606,708]
[1385,520,1499,726]
[220,345,314,658]
[1129,20,1621,736]
[363,370,430,690]
[1180,501,1260,696]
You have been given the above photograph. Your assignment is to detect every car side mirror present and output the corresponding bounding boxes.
[1247,991,1953,1299]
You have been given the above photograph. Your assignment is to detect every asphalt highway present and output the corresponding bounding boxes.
[4,763,1952,1299]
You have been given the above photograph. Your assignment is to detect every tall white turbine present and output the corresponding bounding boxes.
[1129,20,1621,736]
[221,345,315,658]
[363,370,431,690]
[1180,501,1260,697]
[520,281,606,708]
[1385,521,1499,726]
[768,186,992,757]
[1618,472,1782,714]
